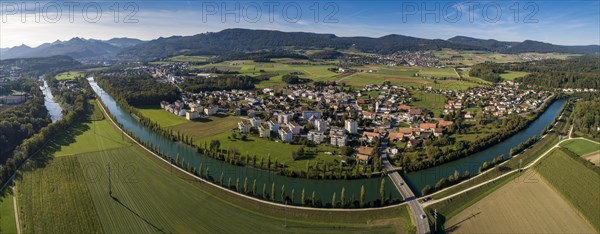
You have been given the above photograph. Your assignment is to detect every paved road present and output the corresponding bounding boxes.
[382,155,431,234]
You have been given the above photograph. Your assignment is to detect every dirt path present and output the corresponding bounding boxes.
[12,186,20,234]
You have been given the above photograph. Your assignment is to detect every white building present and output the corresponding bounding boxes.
[204,105,218,116]
[279,127,293,143]
[314,119,329,132]
[238,120,252,134]
[307,131,325,144]
[330,128,348,147]
[345,119,358,134]
[185,110,200,120]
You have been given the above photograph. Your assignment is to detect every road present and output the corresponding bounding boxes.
[382,154,431,234]
[421,126,600,207]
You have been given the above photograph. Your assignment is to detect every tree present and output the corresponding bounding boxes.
[301,188,306,205]
[262,183,267,199]
[220,172,224,185]
[291,189,295,204]
[380,179,386,205]
[311,191,316,207]
[252,179,257,196]
[421,185,433,196]
[236,178,240,192]
[340,187,345,208]
[205,167,210,179]
[281,184,286,202]
[271,182,276,201]
[331,192,337,208]
[198,163,203,176]
[360,185,365,207]
[243,177,248,194]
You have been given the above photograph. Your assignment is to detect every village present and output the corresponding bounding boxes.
[156,73,551,165]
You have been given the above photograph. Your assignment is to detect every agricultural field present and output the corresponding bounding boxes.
[137,106,188,127]
[13,100,408,232]
[55,71,83,80]
[499,71,529,81]
[169,114,241,141]
[409,90,446,117]
[170,55,210,62]
[559,139,599,156]
[534,148,600,232]
[0,188,17,234]
[444,170,595,233]
[199,131,340,171]
[434,49,580,66]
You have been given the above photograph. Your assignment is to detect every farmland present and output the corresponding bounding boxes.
[499,71,530,81]
[0,188,17,234]
[559,139,599,156]
[12,99,412,233]
[444,170,594,233]
[55,71,83,80]
[410,90,446,117]
[137,106,188,127]
[534,148,600,232]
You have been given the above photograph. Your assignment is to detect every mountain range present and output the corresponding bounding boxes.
[0,37,143,60]
[1,29,598,61]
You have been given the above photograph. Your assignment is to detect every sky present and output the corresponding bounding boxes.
[1,0,599,48]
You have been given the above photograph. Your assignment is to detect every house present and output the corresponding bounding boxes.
[287,122,303,135]
[362,111,376,119]
[249,117,262,128]
[399,105,411,111]
[268,120,280,132]
[388,132,404,142]
[278,127,293,143]
[433,128,443,137]
[238,120,252,134]
[464,111,474,119]
[438,120,453,128]
[345,119,358,134]
[258,123,270,138]
[307,131,325,143]
[362,131,379,142]
[302,111,322,120]
[276,112,294,124]
[0,93,26,104]
[407,139,421,148]
[178,109,186,116]
[356,146,375,163]
[409,108,427,117]
[419,123,437,132]
[185,110,200,120]
[204,105,218,116]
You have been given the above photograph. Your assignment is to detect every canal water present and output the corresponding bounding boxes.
[40,79,63,123]
[405,99,567,195]
[88,78,401,206]
[88,77,566,203]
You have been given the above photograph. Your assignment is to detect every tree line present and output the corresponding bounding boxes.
[95,74,179,106]
[1,76,90,185]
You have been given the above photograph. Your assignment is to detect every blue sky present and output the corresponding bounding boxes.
[1,1,599,47]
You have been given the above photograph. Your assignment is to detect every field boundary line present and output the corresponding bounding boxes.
[12,186,20,234]
[95,98,408,212]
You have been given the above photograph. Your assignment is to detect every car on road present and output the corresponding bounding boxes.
[420,214,427,219]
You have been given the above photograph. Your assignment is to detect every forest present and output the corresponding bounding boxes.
[95,74,179,106]
[571,95,600,139]
[0,77,51,160]
[470,56,599,88]
[180,75,258,92]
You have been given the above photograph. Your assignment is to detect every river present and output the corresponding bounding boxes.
[40,79,63,123]
[88,77,566,204]
[405,98,567,195]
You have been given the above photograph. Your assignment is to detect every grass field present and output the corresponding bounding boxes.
[137,106,188,127]
[170,55,210,62]
[499,71,529,81]
[55,71,83,81]
[169,114,241,140]
[410,90,446,117]
[445,170,594,233]
[559,139,599,156]
[534,148,600,232]
[13,98,411,233]
[0,188,17,234]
